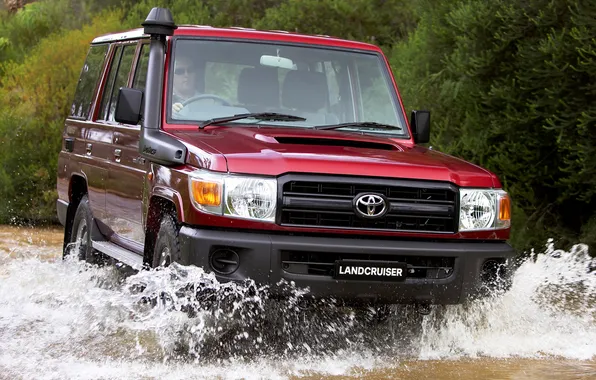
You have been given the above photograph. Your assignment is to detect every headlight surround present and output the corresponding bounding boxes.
[459,189,511,231]
[188,170,277,222]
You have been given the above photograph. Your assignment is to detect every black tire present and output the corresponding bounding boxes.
[152,213,181,268]
[67,195,102,264]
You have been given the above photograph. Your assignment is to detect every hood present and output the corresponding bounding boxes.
[173,127,498,188]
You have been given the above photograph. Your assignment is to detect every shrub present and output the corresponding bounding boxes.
[390,0,596,253]
[0,9,124,223]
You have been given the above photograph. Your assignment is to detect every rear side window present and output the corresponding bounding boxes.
[70,44,109,120]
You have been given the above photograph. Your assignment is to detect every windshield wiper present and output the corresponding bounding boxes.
[198,112,306,129]
[312,121,402,131]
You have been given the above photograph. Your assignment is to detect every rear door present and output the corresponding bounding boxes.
[75,43,112,221]
[59,43,110,210]
[107,41,151,246]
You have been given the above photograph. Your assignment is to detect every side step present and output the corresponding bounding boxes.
[92,240,144,270]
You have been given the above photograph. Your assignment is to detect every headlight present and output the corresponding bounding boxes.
[459,189,511,231]
[189,171,277,222]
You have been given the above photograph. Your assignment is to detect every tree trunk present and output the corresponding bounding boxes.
[3,0,31,13]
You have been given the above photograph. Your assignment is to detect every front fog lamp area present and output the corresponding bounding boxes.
[459,189,511,231]
[189,172,277,222]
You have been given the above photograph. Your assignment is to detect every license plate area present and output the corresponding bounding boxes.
[334,260,407,282]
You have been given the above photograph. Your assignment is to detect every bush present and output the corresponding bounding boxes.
[123,0,279,29]
[390,0,596,253]
[0,0,125,65]
[0,9,124,224]
[256,0,416,49]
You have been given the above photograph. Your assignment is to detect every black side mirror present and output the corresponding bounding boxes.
[410,110,430,144]
[115,87,143,125]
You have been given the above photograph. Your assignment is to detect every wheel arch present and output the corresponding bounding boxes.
[143,194,180,267]
[63,174,88,252]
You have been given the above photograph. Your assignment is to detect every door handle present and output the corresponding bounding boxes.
[86,143,92,155]
[114,149,122,162]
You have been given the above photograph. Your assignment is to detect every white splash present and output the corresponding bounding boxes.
[0,238,594,379]
[417,240,596,360]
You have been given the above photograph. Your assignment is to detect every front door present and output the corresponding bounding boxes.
[105,42,150,246]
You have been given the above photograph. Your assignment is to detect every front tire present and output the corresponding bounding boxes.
[152,213,181,268]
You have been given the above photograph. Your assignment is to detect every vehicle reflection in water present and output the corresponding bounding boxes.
[0,225,594,380]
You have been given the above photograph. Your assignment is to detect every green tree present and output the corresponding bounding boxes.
[123,0,279,29]
[0,9,124,223]
[391,0,596,253]
[256,0,416,49]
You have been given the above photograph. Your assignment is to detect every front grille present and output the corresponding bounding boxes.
[279,175,458,233]
[281,250,455,279]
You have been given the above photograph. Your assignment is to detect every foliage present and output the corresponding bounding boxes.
[123,0,280,29]
[0,0,127,66]
[0,0,71,64]
[391,0,596,253]
[0,9,124,223]
[0,0,593,255]
[255,0,416,49]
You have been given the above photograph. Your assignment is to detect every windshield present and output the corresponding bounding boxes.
[168,38,408,137]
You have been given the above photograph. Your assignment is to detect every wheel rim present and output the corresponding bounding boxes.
[74,218,88,260]
[159,246,171,267]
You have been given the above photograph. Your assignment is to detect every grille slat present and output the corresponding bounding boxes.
[280,177,458,233]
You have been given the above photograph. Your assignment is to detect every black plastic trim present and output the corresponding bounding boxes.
[276,173,459,233]
[56,199,68,226]
[140,35,187,166]
[177,226,517,304]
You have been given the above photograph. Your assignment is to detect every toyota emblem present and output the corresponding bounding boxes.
[353,193,388,219]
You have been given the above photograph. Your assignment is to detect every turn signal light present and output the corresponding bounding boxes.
[498,193,511,222]
[191,180,221,206]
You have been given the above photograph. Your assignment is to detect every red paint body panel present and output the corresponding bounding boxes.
[170,127,497,188]
[173,26,384,51]
[59,24,511,245]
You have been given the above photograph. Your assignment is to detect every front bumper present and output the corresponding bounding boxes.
[178,227,517,305]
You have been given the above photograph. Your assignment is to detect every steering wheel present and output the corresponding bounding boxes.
[182,94,232,107]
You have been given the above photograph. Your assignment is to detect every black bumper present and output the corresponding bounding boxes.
[178,227,517,305]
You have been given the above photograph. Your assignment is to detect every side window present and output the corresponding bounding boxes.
[98,46,122,121]
[131,44,150,122]
[98,43,136,122]
[70,44,109,119]
[132,43,150,91]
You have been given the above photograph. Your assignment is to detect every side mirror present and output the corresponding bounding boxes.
[410,110,430,144]
[115,87,143,125]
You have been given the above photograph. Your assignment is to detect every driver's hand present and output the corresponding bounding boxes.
[172,102,183,113]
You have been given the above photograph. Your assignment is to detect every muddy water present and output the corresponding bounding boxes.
[0,225,595,380]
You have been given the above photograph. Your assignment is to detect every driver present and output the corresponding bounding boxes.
[171,52,202,114]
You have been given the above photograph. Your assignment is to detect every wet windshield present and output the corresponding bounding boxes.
[168,38,408,137]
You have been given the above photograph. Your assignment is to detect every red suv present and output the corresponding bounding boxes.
[56,8,515,308]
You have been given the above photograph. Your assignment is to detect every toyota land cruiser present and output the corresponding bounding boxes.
[56,7,516,307]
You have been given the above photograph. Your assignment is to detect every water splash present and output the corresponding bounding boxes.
[0,239,594,379]
[417,240,596,360]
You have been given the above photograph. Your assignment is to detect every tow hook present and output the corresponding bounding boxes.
[417,304,432,315]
